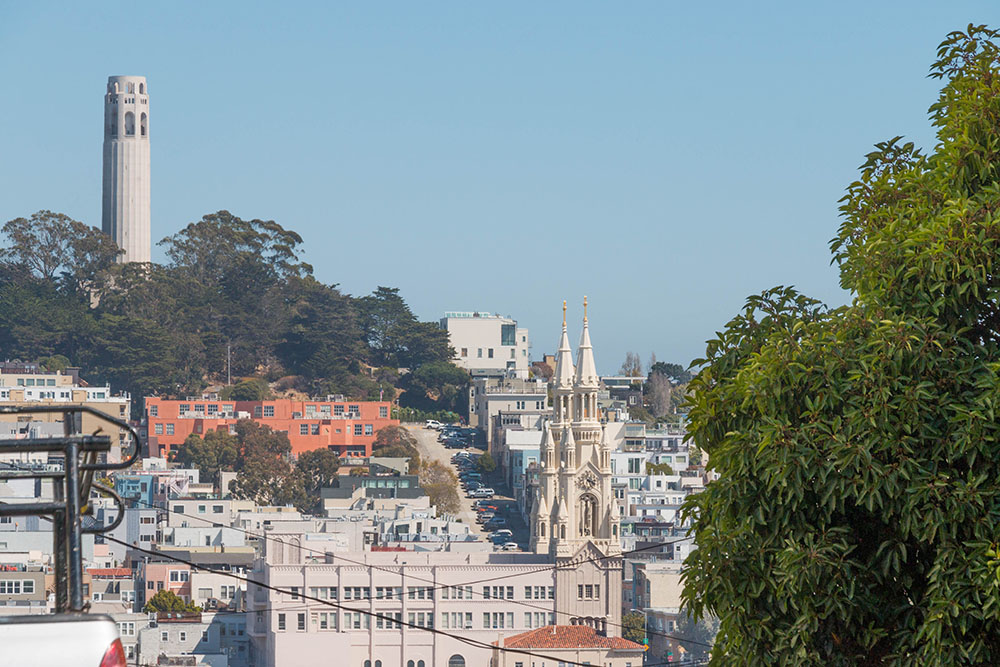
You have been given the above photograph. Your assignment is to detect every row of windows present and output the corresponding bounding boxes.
[153,423,175,435]
[172,504,225,514]
[0,579,35,595]
[577,584,601,600]
[108,81,145,94]
[275,610,554,633]
[13,378,57,386]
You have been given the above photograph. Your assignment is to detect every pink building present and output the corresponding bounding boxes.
[138,561,191,606]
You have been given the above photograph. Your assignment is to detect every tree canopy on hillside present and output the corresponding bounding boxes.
[682,26,1000,665]
[0,211,452,415]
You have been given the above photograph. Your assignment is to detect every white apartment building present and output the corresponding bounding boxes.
[440,312,531,376]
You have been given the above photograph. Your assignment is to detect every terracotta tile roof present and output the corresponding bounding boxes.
[87,568,132,577]
[497,625,645,651]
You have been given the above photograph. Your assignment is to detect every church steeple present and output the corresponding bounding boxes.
[532,300,618,558]
[575,296,599,388]
[553,301,575,391]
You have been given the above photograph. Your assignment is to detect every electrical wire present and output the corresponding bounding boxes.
[119,495,708,645]
[103,534,641,667]
[1,461,711,648]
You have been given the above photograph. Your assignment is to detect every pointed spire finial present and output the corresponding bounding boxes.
[562,300,567,328]
[583,296,588,322]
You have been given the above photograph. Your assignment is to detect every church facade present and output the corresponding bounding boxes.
[531,299,623,633]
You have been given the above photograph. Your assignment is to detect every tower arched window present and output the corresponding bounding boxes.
[407,661,415,667]
[128,82,134,93]
[139,82,145,94]
[448,656,466,667]
[560,524,566,539]
[124,111,135,136]
[110,113,118,137]
[140,113,147,137]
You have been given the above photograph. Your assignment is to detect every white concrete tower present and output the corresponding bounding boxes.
[102,75,151,263]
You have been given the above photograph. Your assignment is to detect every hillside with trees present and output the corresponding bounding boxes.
[0,210,466,417]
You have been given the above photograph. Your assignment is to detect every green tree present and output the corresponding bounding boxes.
[171,429,241,486]
[0,210,121,290]
[476,452,497,478]
[682,26,1000,665]
[648,361,693,385]
[143,589,201,613]
[355,286,452,368]
[221,378,272,401]
[296,448,341,497]
[621,611,645,644]
[372,426,421,474]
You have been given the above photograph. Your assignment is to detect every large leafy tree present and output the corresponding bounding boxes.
[0,210,121,290]
[355,286,452,368]
[683,26,1000,665]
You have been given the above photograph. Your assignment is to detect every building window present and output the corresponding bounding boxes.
[154,423,163,435]
[297,613,305,631]
[169,570,189,582]
[334,405,344,416]
[488,348,494,358]
[161,631,168,641]
[379,406,388,418]
[364,424,373,436]
[300,424,309,435]
[477,348,483,358]
[179,631,187,642]
[263,405,275,417]
[254,406,262,418]
[354,424,363,436]
[312,423,320,435]
[149,405,158,417]
[165,424,174,435]
[461,348,468,357]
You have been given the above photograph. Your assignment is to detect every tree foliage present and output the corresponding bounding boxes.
[0,210,458,416]
[143,589,201,613]
[419,460,462,515]
[682,26,1000,665]
[621,611,645,643]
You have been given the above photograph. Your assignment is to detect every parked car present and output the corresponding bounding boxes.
[501,542,519,551]
[490,529,513,540]
[485,517,508,530]
[470,487,494,498]
[477,512,495,524]
[425,420,443,429]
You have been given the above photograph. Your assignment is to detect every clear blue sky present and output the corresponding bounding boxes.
[2,3,997,373]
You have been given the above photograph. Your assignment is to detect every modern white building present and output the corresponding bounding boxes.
[440,312,530,376]
[102,75,151,264]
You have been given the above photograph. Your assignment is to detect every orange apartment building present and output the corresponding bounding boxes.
[144,397,397,459]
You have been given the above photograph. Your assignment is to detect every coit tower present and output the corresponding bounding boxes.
[102,75,151,263]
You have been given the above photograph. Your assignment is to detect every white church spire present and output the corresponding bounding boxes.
[553,300,575,390]
[575,296,599,388]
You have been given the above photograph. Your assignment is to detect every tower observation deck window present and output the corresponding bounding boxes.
[124,111,135,136]
[139,83,144,94]
[140,113,147,137]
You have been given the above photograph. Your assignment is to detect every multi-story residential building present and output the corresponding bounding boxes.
[145,397,396,459]
[137,611,249,667]
[0,565,47,616]
[440,312,531,376]
[88,567,137,610]
[0,363,131,461]
[468,376,548,449]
